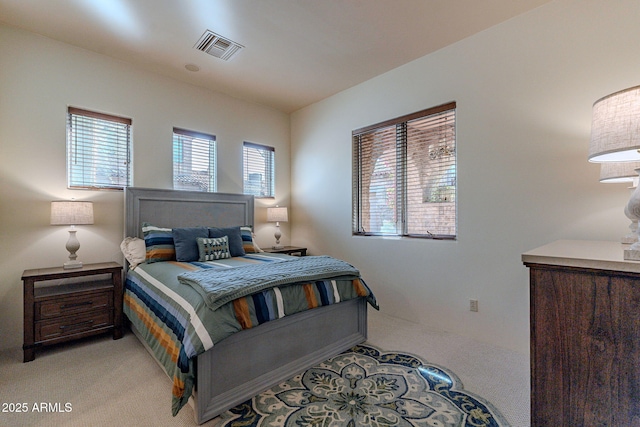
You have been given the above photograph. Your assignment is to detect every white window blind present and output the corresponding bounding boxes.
[173,128,216,192]
[243,142,275,198]
[67,107,131,190]
[353,102,456,239]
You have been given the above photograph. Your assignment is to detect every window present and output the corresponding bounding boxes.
[352,102,456,239]
[243,142,275,198]
[173,128,216,192]
[67,107,131,190]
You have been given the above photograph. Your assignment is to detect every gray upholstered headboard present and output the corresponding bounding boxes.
[125,187,254,239]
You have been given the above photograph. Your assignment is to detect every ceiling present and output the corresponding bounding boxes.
[0,0,552,113]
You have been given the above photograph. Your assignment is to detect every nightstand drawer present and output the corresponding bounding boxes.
[36,310,113,341]
[35,291,113,320]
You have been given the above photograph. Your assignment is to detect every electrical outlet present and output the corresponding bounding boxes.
[470,299,478,312]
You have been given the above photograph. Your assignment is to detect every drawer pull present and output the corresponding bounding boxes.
[60,320,94,330]
[60,301,93,309]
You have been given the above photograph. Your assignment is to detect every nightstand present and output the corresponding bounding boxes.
[263,246,307,256]
[22,262,123,362]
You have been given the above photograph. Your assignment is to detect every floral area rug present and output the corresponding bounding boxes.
[218,344,508,427]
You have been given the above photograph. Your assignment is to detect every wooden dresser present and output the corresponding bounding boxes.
[523,240,640,426]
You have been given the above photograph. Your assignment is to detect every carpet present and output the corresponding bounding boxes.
[218,344,508,426]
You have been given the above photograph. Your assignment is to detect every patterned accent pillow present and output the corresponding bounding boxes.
[240,226,262,253]
[197,236,231,261]
[142,222,175,263]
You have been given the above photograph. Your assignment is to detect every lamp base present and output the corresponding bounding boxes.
[63,228,83,269]
[63,260,83,269]
[273,224,283,250]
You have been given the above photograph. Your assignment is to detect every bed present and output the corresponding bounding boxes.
[122,187,375,424]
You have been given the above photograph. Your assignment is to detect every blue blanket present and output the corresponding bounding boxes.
[178,256,361,311]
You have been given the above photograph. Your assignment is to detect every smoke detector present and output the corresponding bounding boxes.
[194,30,244,61]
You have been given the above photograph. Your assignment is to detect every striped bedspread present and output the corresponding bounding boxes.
[122,252,377,416]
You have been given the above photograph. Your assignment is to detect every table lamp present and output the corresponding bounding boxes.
[267,206,288,249]
[50,201,94,269]
[589,85,640,259]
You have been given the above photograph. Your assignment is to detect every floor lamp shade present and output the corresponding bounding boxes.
[51,201,94,269]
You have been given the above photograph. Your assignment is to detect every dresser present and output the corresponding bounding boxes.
[22,262,123,362]
[522,240,640,426]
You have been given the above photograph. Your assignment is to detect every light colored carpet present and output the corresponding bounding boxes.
[0,310,529,426]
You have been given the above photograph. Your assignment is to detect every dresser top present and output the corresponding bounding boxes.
[522,240,640,273]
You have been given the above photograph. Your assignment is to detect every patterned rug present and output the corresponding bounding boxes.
[218,344,508,426]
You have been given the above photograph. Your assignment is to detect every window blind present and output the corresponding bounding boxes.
[67,107,131,190]
[353,124,399,235]
[353,102,456,239]
[173,128,216,192]
[243,142,275,197]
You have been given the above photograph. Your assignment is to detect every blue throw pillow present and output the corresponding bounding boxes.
[172,227,208,262]
[208,226,245,257]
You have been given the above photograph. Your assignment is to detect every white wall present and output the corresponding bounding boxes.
[2,0,638,357]
[0,25,290,352]
[290,0,640,353]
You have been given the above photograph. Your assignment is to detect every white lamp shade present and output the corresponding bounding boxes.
[267,206,288,222]
[589,85,640,163]
[50,201,94,225]
[600,162,640,184]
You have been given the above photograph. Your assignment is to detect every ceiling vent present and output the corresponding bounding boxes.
[194,30,244,61]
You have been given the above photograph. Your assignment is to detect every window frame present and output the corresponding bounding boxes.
[66,107,132,190]
[172,127,217,193]
[352,101,457,240]
[243,141,275,198]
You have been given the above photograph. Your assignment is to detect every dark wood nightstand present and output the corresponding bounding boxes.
[22,262,123,362]
[263,246,307,256]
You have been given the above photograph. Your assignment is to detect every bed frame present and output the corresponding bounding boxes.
[124,187,368,424]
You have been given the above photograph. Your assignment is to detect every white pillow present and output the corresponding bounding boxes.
[120,237,146,269]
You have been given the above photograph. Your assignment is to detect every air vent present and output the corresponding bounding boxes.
[194,30,244,61]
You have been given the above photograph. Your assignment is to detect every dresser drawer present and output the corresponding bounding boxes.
[35,310,113,341]
[35,290,113,320]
